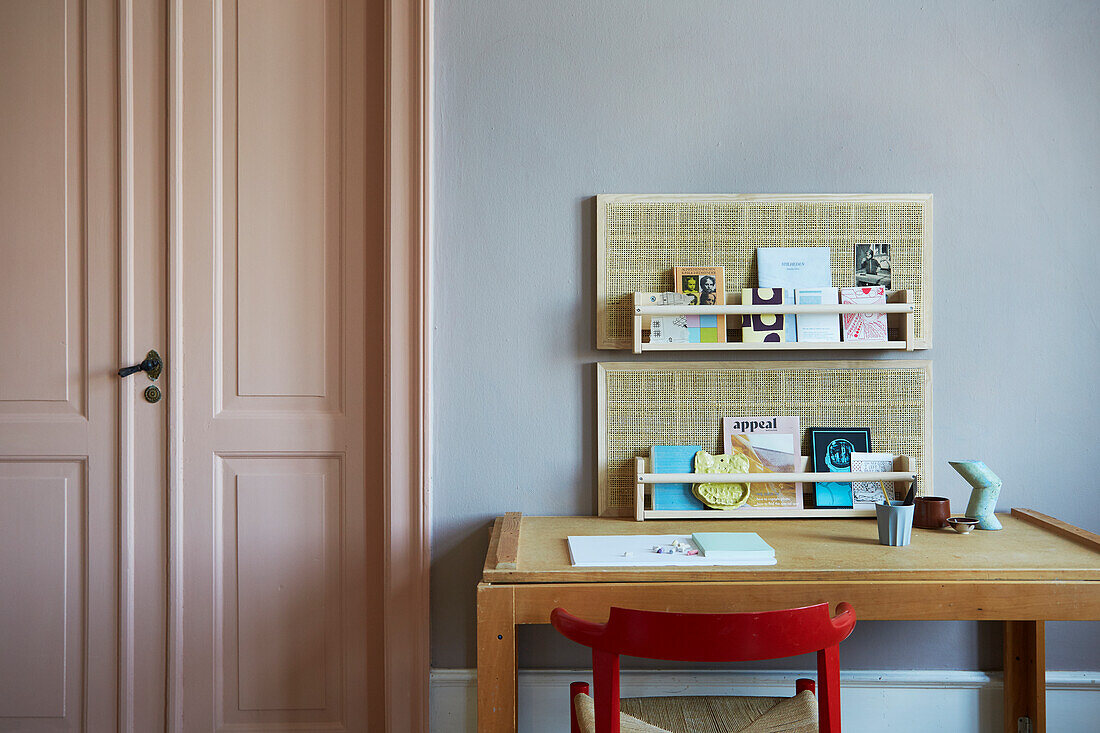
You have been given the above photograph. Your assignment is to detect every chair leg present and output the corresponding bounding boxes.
[570,681,590,733]
[593,650,621,733]
[796,678,815,695]
[817,646,842,733]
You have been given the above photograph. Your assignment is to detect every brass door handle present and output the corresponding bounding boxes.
[118,349,162,380]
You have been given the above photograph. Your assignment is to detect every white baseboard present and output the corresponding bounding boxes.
[430,668,1100,732]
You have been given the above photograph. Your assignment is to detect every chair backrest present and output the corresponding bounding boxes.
[551,602,856,733]
[552,602,855,662]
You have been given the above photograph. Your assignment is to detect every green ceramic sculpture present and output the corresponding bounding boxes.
[692,450,751,509]
[949,460,1002,530]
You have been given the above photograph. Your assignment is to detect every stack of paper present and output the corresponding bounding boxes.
[690,532,776,561]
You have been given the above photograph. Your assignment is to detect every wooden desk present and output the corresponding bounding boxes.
[476,510,1100,733]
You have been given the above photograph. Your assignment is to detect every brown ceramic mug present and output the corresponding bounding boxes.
[913,496,951,529]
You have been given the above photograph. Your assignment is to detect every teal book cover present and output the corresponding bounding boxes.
[650,445,704,510]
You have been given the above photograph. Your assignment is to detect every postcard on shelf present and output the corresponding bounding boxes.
[840,286,888,341]
[673,266,726,342]
[808,427,872,508]
[794,287,841,342]
[855,243,891,289]
[722,416,802,509]
[850,452,896,506]
[740,288,786,343]
[649,316,690,344]
[757,247,833,341]
[644,292,694,306]
[649,445,704,510]
[690,532,775,560]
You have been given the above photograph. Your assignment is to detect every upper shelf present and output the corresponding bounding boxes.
[632,289,917,352]
[596,193,933,350]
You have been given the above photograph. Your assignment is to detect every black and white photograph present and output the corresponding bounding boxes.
[855,242,891,288]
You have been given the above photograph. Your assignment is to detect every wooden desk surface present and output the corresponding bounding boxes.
[477,509,1100,733]
[482,510,1100,584]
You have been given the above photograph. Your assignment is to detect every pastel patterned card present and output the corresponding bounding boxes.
[840,286,887,341]
[673,266,726,342]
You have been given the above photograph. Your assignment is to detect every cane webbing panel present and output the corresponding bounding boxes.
[598,361,931,517]
[597,194,932,348]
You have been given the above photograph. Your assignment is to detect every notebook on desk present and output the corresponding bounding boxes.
[567,533,777,567]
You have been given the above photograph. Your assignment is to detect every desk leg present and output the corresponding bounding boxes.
[477,585,517,732]
[1004,620,1046,733]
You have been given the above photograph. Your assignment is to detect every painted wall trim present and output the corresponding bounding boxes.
[430,668,1100,732]
[385,0,431,731]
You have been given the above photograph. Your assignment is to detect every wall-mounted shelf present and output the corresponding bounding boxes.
[598,361,932,518]
[597,194,933,350]
[633,290,916,353]
[633,455,915,520]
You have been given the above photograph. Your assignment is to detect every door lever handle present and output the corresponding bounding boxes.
[118,349,162,380]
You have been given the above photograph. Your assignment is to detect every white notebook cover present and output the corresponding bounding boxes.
[567,535,778,567]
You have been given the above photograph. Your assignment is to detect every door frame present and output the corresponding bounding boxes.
[383,0,431,730]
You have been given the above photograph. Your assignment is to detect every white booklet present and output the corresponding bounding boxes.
[757,247,833,341]
[567,535,778,567]
[850,452,896,505]
[795,287,841,342]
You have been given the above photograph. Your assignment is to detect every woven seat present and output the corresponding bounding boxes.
[574,691,818,733]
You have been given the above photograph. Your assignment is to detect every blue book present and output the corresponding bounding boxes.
[757,248,833,342]
[650,445,704,510]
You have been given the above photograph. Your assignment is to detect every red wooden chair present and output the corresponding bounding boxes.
[551,602,856,733]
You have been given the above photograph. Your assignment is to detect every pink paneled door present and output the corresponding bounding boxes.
[1,1,373,730]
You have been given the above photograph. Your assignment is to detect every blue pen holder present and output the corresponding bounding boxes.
[876,501,915,547]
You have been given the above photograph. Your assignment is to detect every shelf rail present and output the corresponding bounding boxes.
[632,289,916,353]
[633,455,917,521]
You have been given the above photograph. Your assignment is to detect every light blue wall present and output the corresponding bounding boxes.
[431,0,1100,670]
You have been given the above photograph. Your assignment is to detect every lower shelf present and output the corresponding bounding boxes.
[641,508,878,519]
[634,455,916,521]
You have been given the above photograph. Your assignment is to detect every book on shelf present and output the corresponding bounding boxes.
[757,247,833,341]
[840,286,888,341]
[690,532,776,560]
[649,445,705,510]
[722,416,803,509]
[808,427,872,508]
[850,452,896,506]
[649,315,690,344]
[794,287,841,342]
[673,266,725,342]
[740,288,786,343]
[855,243,891,289]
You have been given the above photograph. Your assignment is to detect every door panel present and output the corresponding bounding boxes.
[0,0,84,414]
[0,1,122,730]
[219,456,344,723]
[177,1,369,730]
[233,0,333,400]
[0,468,80,720]
[218,0,342,411]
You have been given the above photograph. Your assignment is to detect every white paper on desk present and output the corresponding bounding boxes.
[567,535,778,567]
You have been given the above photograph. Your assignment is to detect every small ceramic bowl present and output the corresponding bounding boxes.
[947,517,979,534]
